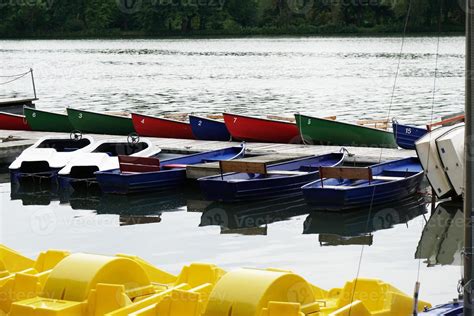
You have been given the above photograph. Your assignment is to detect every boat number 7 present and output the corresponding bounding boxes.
[78,113,83,119]
[234,117,238,123]
[198,120,202,126]
[405,128,411,134]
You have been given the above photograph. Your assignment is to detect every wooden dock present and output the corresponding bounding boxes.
[0,129,416,177]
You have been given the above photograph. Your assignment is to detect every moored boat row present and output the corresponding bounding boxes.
[9,134,426,211]
[4,106,464,148]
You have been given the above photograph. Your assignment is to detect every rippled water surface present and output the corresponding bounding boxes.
[0,37,464,125]
[0,37,466,306]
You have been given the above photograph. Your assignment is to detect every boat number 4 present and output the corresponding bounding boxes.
[405,128,412,134]
[141,119,145,124]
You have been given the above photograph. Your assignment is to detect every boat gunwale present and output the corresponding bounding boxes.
[189,114,225,124]
[132,112,191,126]
[0,111,27,119]
[24,106,67,118]
[95,146,245,178]
[301,157,423,191]
[67,107,132,120]
[199,153,345,183]
[223,112,297,126]
[296,113,393,133]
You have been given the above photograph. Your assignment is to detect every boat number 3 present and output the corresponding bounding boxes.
[141,119,145,124]
[32,112,36,118]
[78,113,83,119]
[405,128,412,134]
[198,120,203,126]
[307,119,311,125]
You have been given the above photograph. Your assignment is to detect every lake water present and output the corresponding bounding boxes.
[0,36,465,125]
[0,37,466,306]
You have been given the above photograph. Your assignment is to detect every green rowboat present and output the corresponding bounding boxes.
[67,108,135,135]
[294,114,397,148]
[24,107,73,133]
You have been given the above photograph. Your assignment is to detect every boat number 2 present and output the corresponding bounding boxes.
[405,128,411,134]
[78,113,83,119]
[198,120,203,126]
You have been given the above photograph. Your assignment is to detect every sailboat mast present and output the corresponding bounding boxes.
[465,0,474,312]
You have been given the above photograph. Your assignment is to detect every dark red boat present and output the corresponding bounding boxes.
[223,113,301,143]
[132,113,195,139]
[0,112,31,130]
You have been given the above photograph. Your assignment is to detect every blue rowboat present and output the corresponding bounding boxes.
[198,153,345,202]
[95,145,245,194]
[392,119,428,150]
[301,157,424,211]
[189,115,231,141]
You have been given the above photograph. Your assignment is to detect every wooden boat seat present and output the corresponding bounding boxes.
[319,166,373,188]
[219,161,268,175]
[266,170,308,176]
[119,156,160,173]
[162,164,188,169]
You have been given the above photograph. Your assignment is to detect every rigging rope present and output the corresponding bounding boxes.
[416,0,443,289]
[348,1,413,314]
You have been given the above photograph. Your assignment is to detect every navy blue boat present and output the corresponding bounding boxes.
[392,119,428,150]
[95,146,245,194]
[198,153,345,202]
[189,115,231,141]
[301,157,424,210]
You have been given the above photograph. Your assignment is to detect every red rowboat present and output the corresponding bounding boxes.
[223,113,301,143]
[0,112,31,130]
[132,113,195,139]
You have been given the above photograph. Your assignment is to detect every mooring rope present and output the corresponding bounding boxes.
[348,1,413,314]
[0,71,30,85]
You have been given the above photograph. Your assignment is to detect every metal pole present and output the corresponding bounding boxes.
[464,0,474,312]
[30,68,37,99]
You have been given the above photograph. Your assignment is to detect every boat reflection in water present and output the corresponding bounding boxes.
[415,200,463,267]
[198,196,312,235]
[304,194,428,246]
[10,180,60,205]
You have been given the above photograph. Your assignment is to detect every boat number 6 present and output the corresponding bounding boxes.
[78,113,83,119]
[32,112,36,118]
[405,128,411,134]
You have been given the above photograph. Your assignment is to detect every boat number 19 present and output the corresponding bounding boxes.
[405,128,412,134]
